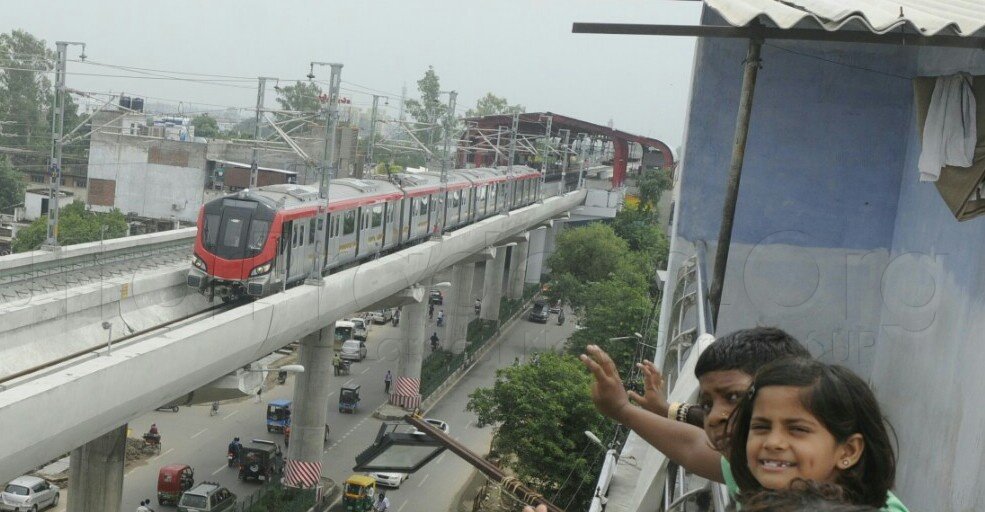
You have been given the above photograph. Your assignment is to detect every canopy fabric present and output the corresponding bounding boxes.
[705,0,985,37]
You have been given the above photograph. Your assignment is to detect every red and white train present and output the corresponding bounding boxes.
[187,166,542,301]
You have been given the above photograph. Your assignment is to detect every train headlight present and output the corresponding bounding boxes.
[250,262,272,277]
[192,255,206,271]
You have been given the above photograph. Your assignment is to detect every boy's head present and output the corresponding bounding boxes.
[740,480,879,512]
[694,327,809,450]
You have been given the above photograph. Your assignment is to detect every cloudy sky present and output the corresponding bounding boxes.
[2,0,702,148]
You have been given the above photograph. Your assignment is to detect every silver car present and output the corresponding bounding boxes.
[1,475,60,511]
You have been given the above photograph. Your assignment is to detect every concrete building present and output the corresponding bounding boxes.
[23,189,74,222]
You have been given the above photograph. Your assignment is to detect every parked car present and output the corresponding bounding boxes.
[368,471,408,488]
[365,309,394,324]
[429,290,443,305]
[346,317,368,341]
[177,482,236,512]
[340,339,368,361]
[528,300,549,323]
[0,475,59,512]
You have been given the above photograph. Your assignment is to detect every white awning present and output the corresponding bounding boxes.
[706,0,985,37]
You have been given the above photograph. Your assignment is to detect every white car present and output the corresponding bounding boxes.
[413,418,450,436]
[346,317,368,341]
[340,339,367,361]
[365,309,393,324]
[1,475,60,511]
[367,471,408,488]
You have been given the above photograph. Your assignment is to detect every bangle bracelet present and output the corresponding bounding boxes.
[677,403,691,423]
[667,402,681,420]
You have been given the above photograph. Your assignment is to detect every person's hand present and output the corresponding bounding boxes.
[522,505,548,512]
[580,344,632,423]
[627,360,669,417]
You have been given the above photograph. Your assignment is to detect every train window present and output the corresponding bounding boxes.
[343,210,355,235]
[247,220,270,251]
[419,196,429,215]
[223,218,244,248]
[387,205,394,222]
[292,225,298,247]
[204,214,220,248]
[477,187,486,200]
[299,225,305,246]
[333,217,340,237]
[371,205,383,228]
[309,218,316,244]
[451,190,460,208]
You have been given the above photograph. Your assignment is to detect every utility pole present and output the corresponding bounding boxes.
[493,126,503,167]
[366,95,381,170]
[559,129,570,196]
[43,41,85,250]
[577,133,588,189]
[439,91,456,235]
[250,77,274,189]
[507,113,518,175]
[309,62,343,200]
[539,115,553,196]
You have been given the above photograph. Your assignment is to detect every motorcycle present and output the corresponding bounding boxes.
[227,451,238,467]
[557,312,565,325]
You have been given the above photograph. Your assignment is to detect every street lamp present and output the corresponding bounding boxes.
[101,321,112,355]
[608,332,643,342]
[354,415,564,512]
[244,364,305,374]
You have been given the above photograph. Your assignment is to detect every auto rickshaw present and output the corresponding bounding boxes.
[156,464,194,506]
[266,399,291,432]
[238,439,284,482]
[339,385,360,414]
[342,474,376,512]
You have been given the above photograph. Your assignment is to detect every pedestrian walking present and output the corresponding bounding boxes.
[384,370,393,394]
[474,298,481,316]
[428,303,435,320]
[430,332,440,352]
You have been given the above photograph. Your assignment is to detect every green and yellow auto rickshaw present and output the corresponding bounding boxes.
[342,474,376,511]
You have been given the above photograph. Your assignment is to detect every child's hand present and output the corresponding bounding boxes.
[627,360,670,417]
[580,344,632,422]
[522,506,547,512]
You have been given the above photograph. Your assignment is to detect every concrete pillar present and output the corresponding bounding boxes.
[481,247,507,322]
[525,227,548,285]
[446,262,474,354]
[285,324,334,487]
[508,240,529,300]
[392,287,427,410]
[68,425,126,512]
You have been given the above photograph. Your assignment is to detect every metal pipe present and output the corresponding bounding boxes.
[708,37,762,328]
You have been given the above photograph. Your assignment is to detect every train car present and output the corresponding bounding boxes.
[188,166,546,301]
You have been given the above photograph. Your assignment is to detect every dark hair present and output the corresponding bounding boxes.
[727,358,897,508]
[694,327,809,379]
[741,479,880,512]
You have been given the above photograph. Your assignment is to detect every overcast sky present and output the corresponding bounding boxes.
[2,0,701,149]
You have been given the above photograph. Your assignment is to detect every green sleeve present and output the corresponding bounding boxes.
[720,456,740,497]
[881,492,909,512]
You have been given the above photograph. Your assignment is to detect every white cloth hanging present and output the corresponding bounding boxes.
[918,74,976,182]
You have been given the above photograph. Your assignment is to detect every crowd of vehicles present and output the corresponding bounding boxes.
[186,166,543,302]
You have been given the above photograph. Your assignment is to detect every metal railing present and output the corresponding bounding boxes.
[657,242,727,512]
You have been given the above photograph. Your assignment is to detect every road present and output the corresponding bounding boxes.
[50,280,575,511]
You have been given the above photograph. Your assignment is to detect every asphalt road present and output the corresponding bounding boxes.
[52,267,575,511]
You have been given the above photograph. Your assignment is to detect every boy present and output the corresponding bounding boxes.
[579,327,808,482]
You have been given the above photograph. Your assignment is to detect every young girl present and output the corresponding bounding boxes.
[725,358,907,511]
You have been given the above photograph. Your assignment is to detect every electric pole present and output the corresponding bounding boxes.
[439,91,456,235]
[366,95,381,170]
[250,77,275,189]
[577,133,588,190]
[309,62,343,200]
[540,115,553,196]
[559,129,570,196]
[494,126,503,167]
[44,41,85,250]
[507,113,518,176]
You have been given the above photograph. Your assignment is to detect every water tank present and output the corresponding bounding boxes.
[119,95,132,109]
[131,97,144,112]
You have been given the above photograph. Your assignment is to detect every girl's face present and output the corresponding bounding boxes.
[745,386,863,490]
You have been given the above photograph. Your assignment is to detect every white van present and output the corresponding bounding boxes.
[346,317,368,341]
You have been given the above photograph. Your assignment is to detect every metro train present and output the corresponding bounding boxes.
[186,166,543,301]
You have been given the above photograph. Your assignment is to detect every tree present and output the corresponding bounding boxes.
[636,168,672,214]
[403,66,447,158]
[191,114,219,139]
[611,205,670,269]
[0,30,83,167]
[465,92,524,118]
[13,201,127,252]
[0,156,25,213]
[274,81,324,135]
[565,274,653,371]
[547,223,631,285]
[467,353,615,509]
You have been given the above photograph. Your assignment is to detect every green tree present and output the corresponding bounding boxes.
[0,156,25,212]
[465,92,525,118]
[190,114,220,138]
[611,204,670,269]
[636,168,672,214]
[275,81,324,134]
[547,223,631,285]
[0,30,83,166]
[13,201,127,252]
[565,274,653,371]
[467,352,615,509]
[403,66,446,157]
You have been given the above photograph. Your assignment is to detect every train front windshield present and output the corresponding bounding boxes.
[203,198,274,259]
